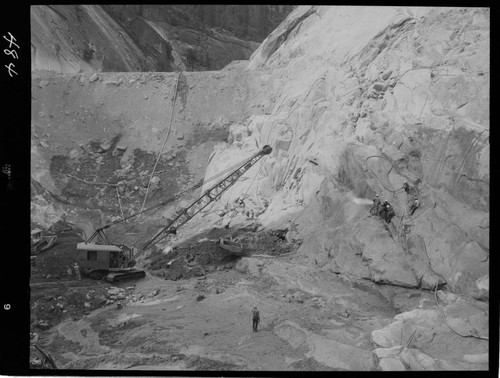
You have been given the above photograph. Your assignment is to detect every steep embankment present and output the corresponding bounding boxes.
[31,61,270,243]
[205,7,489,299]
[31,5,153,72]
[32,6,490,299]
[30,5,292,73]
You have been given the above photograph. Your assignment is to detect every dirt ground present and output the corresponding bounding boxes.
[30,226,437,371]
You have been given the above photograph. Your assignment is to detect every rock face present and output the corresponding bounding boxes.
[107,5,294,44]
[30,5,293,73]
[371,291,488,370]
[30,65,271,241]
[31,7,489,300]
[207,7,489,299]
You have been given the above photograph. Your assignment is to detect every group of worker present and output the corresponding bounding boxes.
[67,262,81,281]
[371,181,420,223]
[371,195,395,223]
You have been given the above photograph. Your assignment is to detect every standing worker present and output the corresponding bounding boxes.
[252,305,260,332]
[385,203,395,223]
[379,200,389,221]
[409,195,420,216]
[74,262,81,281]
[371,194,381,215]
[402,182,410,194]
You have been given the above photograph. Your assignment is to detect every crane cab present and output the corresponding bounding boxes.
[76,243,131,278]
[31,229,43,244]
[76,242,144,282]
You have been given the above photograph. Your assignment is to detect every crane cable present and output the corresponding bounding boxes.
[113,151,262,245]
[126,150,266,248]
[137,71,182,223]
[243,156,266,197]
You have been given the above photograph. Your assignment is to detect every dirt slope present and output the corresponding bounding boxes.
[31,62,270,238]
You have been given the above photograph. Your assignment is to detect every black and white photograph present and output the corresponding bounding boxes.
[22,4,493,373]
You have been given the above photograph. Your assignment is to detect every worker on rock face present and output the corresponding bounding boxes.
[385,203,395,223]
[403,181,410,194]
[252,305,260,332]
[379,200,389,220]
[409,195,420,216]
[372,194,381,215]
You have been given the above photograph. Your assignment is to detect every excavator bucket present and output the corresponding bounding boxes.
[217,238,244,255]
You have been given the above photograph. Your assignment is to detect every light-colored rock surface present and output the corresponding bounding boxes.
[370,291,488,370]
[30,6,489,372]
[207,6,489,298]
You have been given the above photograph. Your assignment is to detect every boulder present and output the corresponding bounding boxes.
[99,141,112,153]
[93,295,107,305]
[381,70,393,81]
[234,258,261,276]
[413,350,438,370]
[372,346,402,360]
[399,347,430,370]
[462,353,488,364]
[442,298,488,339]
[378,357,406,371]
[163,246,173,255]
[372,82,386,92]
[107,287,120,295]
[150,176,161,190]
[234,258,249,274]
[37,320,50,330]
[38,80,49,88]
[371,322,403,348]
[69,148,79,159]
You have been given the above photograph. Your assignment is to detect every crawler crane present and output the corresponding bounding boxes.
[76,145,272,282]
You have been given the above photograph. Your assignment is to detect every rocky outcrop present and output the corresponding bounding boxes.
[207,7,489,299]
[371,291,488,370]
[31,5,153,73]
[107,5,294,44]
[30,64,271,238]
[31,5,292,73]
[31,6,489,300]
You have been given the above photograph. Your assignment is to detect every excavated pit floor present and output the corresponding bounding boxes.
[34,245,434,371]
[30,218,427,371]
